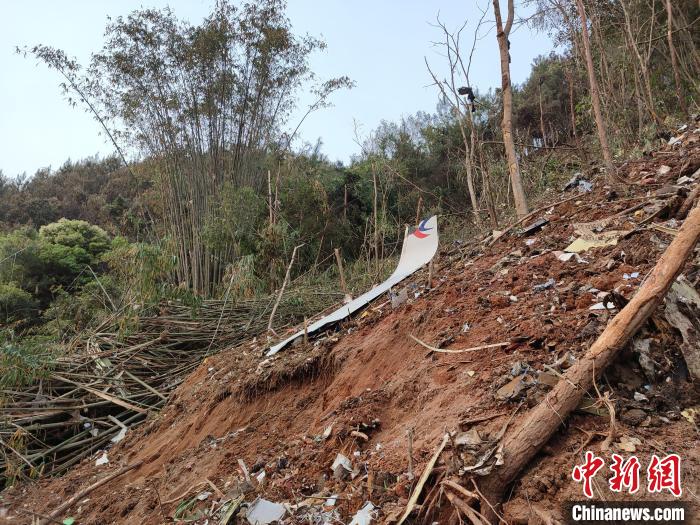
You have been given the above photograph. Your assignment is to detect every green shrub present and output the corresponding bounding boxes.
[0,284,38,323]
[0,334,55,390]
[37,219,110,289]
[102,236,175,309]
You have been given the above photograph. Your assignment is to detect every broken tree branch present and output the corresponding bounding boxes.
[397,432,449,525]
[268,244,304,334]
[409,334,509,354]
[478,201,700,518]
[45,461,142,523]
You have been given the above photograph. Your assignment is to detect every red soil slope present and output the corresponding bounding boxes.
[2,126,700,524]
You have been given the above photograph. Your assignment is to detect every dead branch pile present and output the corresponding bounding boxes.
[0,285,343,486]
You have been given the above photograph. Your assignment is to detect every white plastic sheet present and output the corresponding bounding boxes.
[267,216,439,356]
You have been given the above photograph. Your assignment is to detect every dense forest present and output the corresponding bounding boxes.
[1,0,698,390]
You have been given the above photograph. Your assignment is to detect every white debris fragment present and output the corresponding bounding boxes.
[589,302,617,311]
[196,491,212,501]
[322,423,334,440]
[95,452,109,466]
[634,392,649,402]
[349,502,376,525]
[108,415,129,443]
[331,453,352,479]
[111,426,127,443]
[246,498,287,525]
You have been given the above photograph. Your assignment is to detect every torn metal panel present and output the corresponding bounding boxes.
[267,216,439,356]
[246,498,286,525]
[664,276,700,380]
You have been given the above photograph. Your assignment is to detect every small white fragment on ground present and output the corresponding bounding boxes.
[331,453,352,479]
[657,165,672,175]
[533,278,556,292]
[325,495,338,507]
[349,502,376,525]
[624,272,640,280]
[246,498,287,525]
[467,370,475,377]
[111,426,127,443]
[196,491,212,501]
[107,415,128,443]
[322,423,334,440]
[256,470,266,483]
[95,452,109,466]
[589,302,617,311]
[634,392,648,402]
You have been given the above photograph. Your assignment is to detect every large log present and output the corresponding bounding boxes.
[479,202,700,518]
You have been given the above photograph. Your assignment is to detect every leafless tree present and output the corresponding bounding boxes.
[665,0,687,115]
[574,0,617,181]
[492,0,529,218]
[425,13,489,229]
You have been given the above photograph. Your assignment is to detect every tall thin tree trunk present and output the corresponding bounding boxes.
[565,67,578,141]
[267,169,274,226]
[665,0,687,115]
[343,184,348,221]
[575,0,617,181]
[463,137,482,228]
[538,80,547,147]
[619,0,662,126]
[492,0,529,218]
[479,146,499,229]
[372,167,379,265]
[633,67,645,140]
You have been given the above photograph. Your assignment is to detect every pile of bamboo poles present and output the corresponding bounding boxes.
[0,285,343,487]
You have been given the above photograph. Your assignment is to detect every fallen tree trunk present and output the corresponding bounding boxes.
[478,202,700,519]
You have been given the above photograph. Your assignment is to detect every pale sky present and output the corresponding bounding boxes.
[0,1,553,178]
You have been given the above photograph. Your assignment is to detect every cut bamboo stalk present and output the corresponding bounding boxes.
[397,433,449,525]
[267,244,304,334]
[334,248,348,294]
